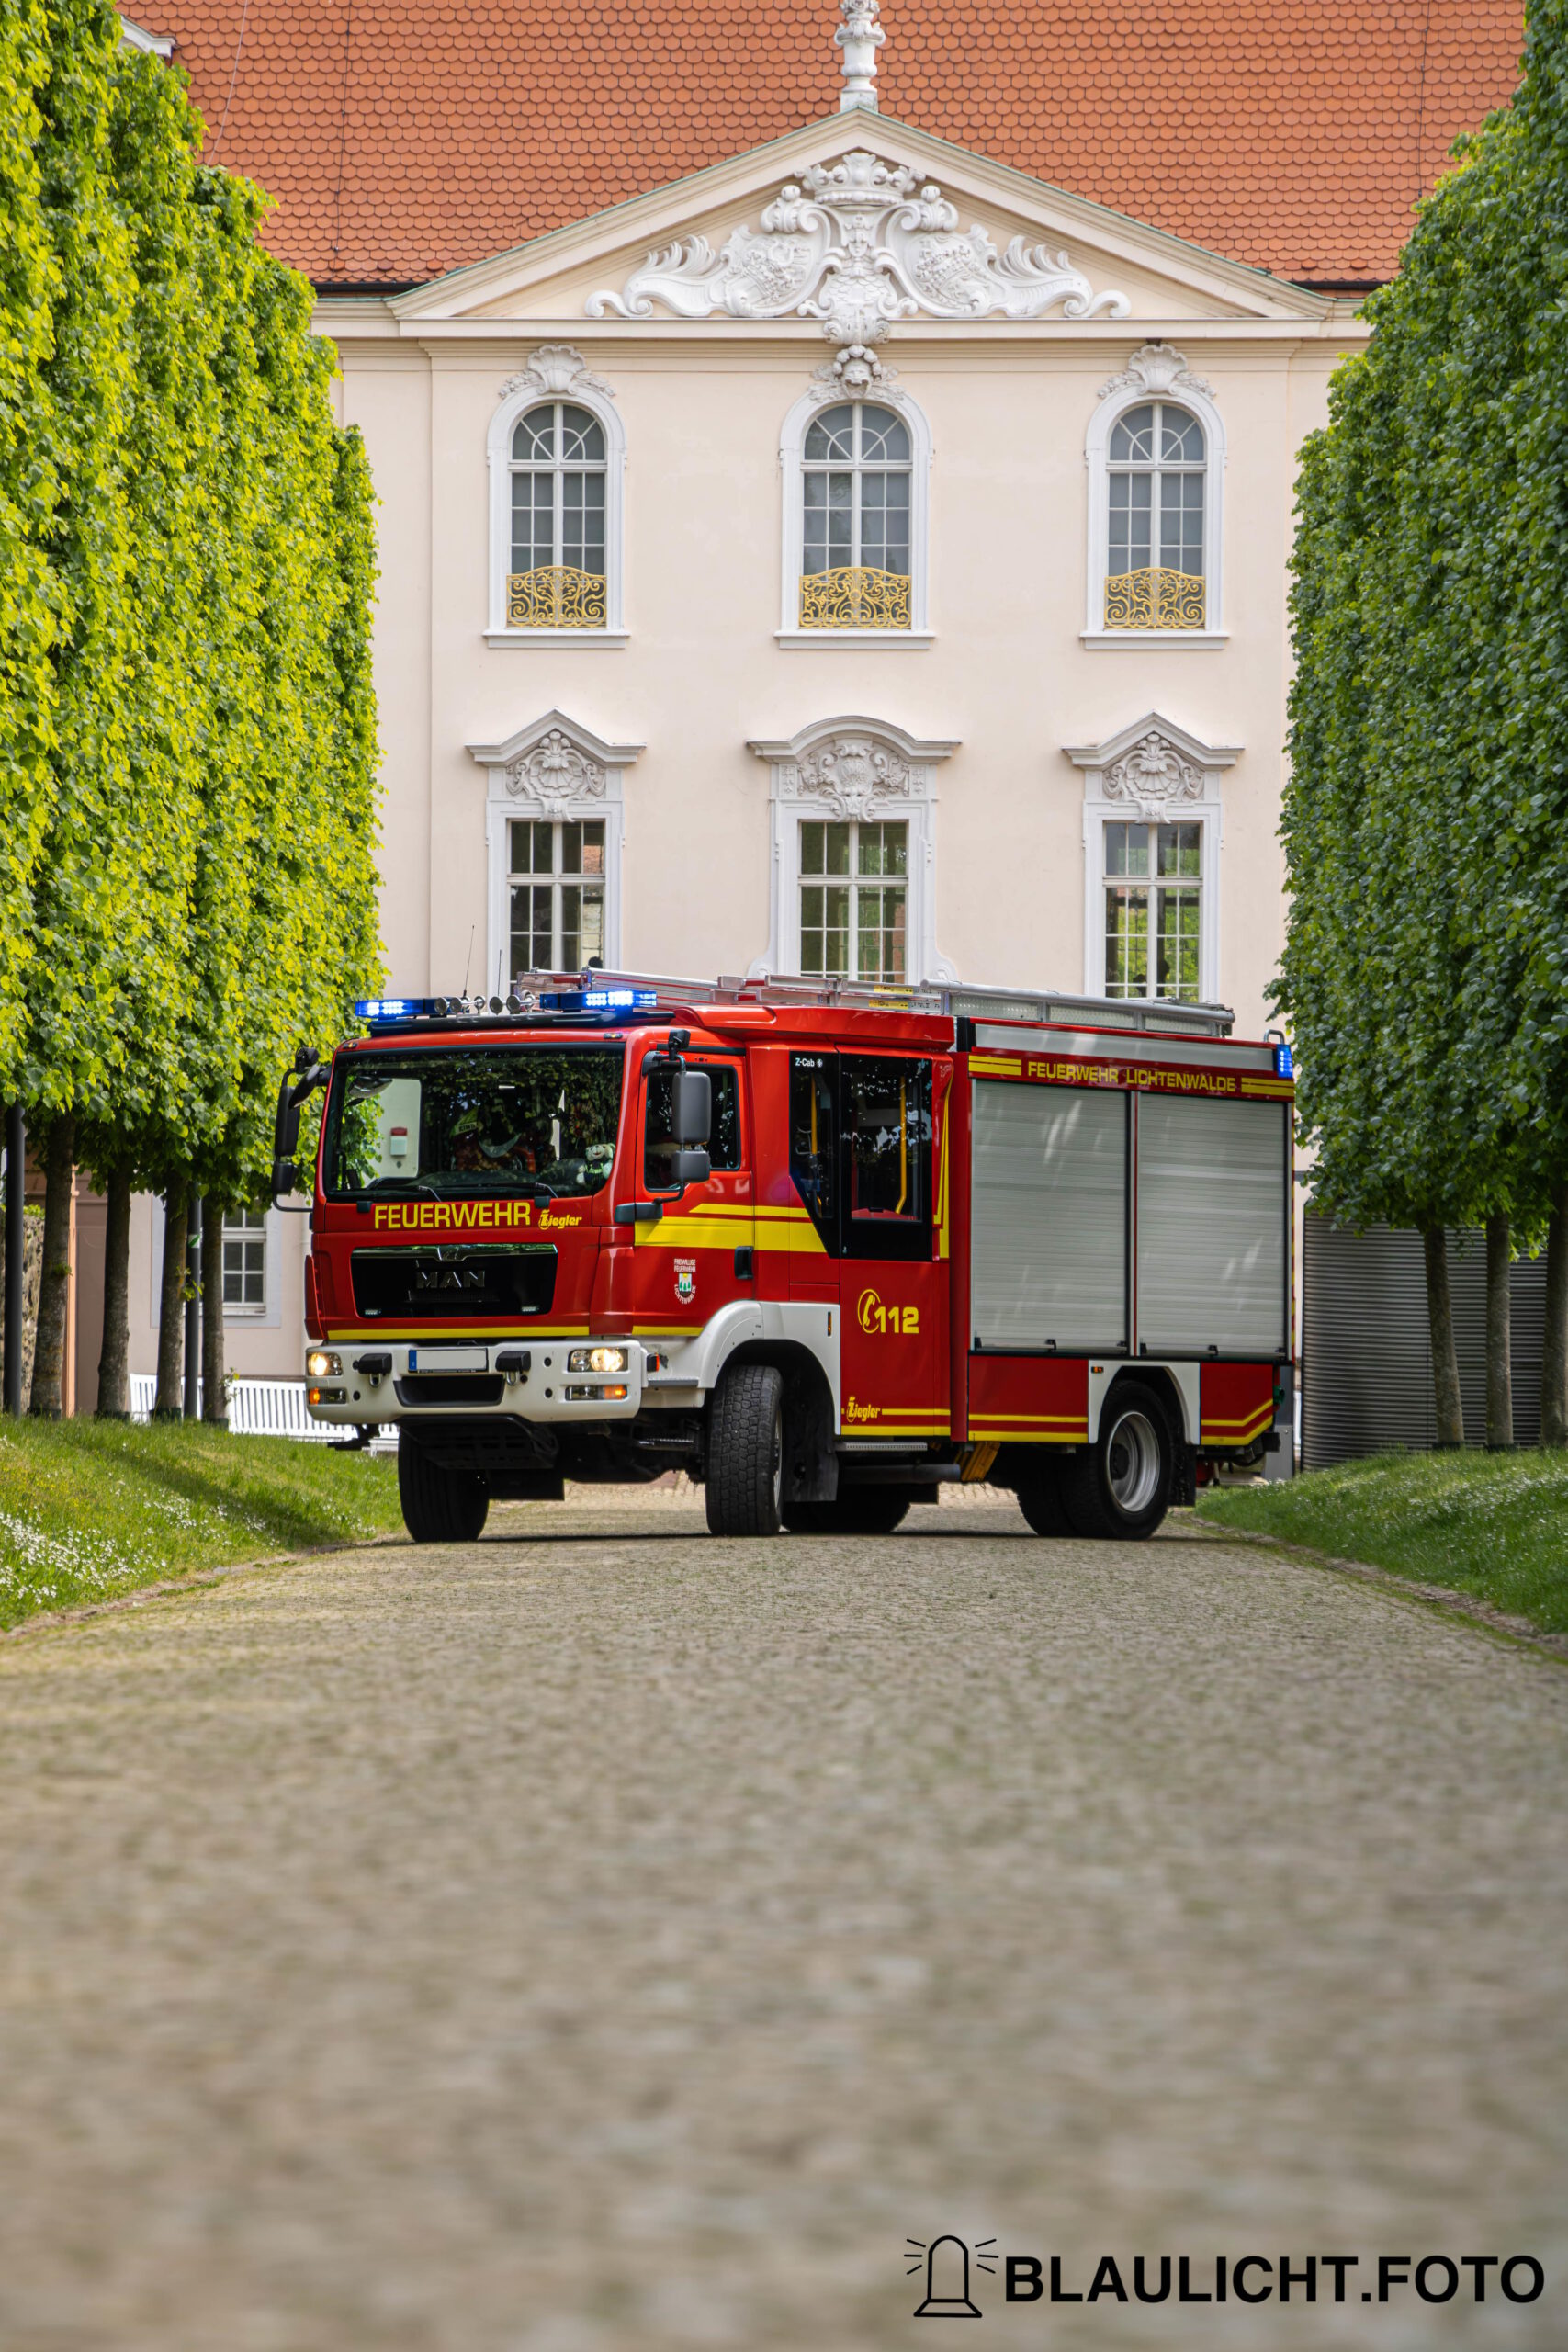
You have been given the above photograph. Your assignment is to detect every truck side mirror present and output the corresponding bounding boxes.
[272,1157,299,1197]
[671,1069,711,1147]
[671,1148,711,1189]
[274,1074,302,1161]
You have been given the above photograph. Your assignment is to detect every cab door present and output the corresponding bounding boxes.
[836,1054,949,1439]
[631,1048,753,1339]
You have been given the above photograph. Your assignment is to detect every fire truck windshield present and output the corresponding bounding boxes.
[322,1044,624,1200]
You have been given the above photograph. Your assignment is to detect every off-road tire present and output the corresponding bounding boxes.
[1015,1459,1070,1536]
[398,1437,490,1544]
[1060,1381,1172,1542]
[705,1362,784,1536]
[782,1487,912,1535]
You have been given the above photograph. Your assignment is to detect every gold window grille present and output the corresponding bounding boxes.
[798,567,911,631]
[507,566,607,629]
[1103,568,1206,630]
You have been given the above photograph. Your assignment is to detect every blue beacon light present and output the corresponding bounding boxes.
[1274,1041,1294,1078]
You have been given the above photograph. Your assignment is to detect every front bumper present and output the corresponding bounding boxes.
[303,1338,649,1425]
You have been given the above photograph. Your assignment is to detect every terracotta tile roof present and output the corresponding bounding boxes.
[152,1,1526,291]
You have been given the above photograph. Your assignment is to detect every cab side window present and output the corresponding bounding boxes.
[789,1054,836,1250]
[644,1062,740,1188]
[841,1056,931,1261]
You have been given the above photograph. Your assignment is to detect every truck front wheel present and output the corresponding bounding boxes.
[705,1362,784,1537]
[1060,1384,1172,1542]
[397,1436,490,1544]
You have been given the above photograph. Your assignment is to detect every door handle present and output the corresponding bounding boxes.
[734,1247,754,1280]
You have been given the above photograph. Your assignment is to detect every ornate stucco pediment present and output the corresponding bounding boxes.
[586,150,1131,345]
[1065,713,1240,820]
[467,710,643,811]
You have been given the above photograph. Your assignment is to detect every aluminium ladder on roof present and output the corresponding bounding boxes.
[508,967,1238,1037]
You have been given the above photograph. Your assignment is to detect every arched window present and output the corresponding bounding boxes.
[486,352,626,643]
[778,389,932,645]
[1104,402,1204,628]
[508,402,606,628]
[801,403,910,629]
[1083,350,1224,646]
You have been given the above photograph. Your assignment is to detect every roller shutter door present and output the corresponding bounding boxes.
[971,1083,1126,1351]
[1135,1096,1288,1355]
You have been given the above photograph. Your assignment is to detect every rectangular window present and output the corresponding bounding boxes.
[222,1209,266,1315]
[788,1053,836,1251]
[644,1062,742,1188]
[798,819,907,984]
[840,1055,931,1261]
[509,818,606,983]
[1103,820,1201,1002]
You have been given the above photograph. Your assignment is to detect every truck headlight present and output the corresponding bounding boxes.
[307,1350,341,1378]
[569,1345,628,1374]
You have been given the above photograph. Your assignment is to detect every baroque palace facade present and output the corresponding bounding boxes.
[88,0,1522,1396]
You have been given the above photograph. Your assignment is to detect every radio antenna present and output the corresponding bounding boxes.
[461,924,475,1003]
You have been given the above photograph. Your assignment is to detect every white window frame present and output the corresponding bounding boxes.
[486,349,626,646]
[149,1198,285,1330]
[777,388,933,649]
[747,718,958,982]
[503,812,612,982]
[796,815,915,986]
[1083,347,1226,650]
[220,1206,269,1320]
[468,710,642,989]
[1065,714,1241,1007]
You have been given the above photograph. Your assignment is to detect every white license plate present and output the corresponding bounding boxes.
[407,1347,489,1374]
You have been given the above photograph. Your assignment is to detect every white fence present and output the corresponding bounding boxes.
[128,1374,390,1445]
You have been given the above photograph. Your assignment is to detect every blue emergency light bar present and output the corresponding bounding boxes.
[355,998,423,1020]
[541,988,658,1012]
[1274,1041,1293,1078]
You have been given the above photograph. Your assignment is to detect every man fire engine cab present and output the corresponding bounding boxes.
[275,974,1294,1544]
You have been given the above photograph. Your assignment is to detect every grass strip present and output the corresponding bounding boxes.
[1199,1450,1568,1635]
[0,1419,403,1630]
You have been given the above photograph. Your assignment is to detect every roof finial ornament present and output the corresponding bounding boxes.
[836,0,884,112]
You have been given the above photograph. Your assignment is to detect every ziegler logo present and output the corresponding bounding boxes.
[857,1287,919,1336]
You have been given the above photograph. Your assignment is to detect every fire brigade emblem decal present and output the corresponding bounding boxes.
[674,1256,696,1304]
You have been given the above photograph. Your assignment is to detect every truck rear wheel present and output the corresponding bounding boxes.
[398,1437,490,1544]
[782,1488,911,1535]
[1060,1383,1172,1542]
[705,1362,784,1536]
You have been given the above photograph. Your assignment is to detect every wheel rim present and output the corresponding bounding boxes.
[1105,1409,1162,1515]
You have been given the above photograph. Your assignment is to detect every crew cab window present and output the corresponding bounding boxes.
[789,1054,836,1249]
[841,1056,931,1261]
[644,1062,740,1188]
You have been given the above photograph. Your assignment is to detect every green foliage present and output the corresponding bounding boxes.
[0,0,57,1090]
[1280,0,1568,1238]
[0,6,381,1196]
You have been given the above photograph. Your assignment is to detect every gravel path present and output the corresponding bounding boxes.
[1,1499,1565,2351]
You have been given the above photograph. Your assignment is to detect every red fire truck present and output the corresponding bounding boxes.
[276,974,1293,1544]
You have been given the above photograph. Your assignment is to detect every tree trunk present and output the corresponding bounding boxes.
[201,1197,228,1427]
[96,1165,132,1419]
[1422,1224,1465,1449]
[153,1179,188,1419]
[28,1114,75,1419]
[1484,1213,1514,1451]
[183,1193,202,1421]
[1542,1185,1568,1449]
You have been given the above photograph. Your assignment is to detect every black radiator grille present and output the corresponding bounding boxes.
[351,1244,557,1321]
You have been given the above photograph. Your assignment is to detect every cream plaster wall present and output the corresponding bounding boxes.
[330,324,1351,1045]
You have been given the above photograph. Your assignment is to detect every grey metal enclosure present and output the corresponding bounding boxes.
[1301,1213,1546,1467]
